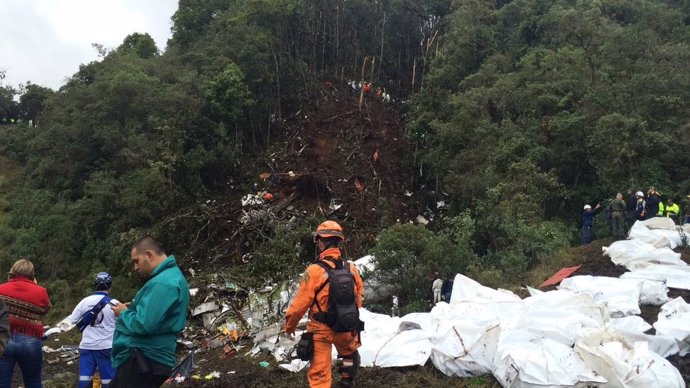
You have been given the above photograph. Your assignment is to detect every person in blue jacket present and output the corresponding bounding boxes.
[582,203,602,245]
[645,188,661,219]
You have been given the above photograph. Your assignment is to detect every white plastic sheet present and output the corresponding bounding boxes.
[654,297,690,356]
[603,240,684,270]
[575,328,684,388]
[628,221,688,249]
[358,309,434,368]
[429,302,504,376]
[621,265,690,290]
[559,276,668,317]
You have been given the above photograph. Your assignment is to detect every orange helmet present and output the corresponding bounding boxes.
[313,220,345,241]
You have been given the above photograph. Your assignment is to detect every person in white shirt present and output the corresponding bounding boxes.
[432,272,443,304]
[67,272,119,388]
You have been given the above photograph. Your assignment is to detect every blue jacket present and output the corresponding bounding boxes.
[112,256,189,368]
[582,208,600,227]
[646,195,660,216]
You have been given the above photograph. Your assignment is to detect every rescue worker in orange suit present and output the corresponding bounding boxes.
[284,221,364,388]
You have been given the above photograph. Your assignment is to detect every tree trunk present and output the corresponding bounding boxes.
[411,57,417,92]
[377,10,386,81]
[359,57,368,111]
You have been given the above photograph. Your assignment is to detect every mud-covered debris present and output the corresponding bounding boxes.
[416,215,429,225]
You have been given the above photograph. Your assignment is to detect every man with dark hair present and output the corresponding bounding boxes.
[66,272,118,388]
[110,237,189,388]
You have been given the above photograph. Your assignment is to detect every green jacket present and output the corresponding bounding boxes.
[112,256,189,368]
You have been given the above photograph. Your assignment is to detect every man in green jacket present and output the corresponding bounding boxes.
[110,237,189,388]
[608,193,627,240]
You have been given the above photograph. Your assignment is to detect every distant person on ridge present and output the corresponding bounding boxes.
[608,193,627,240]
[109,237,189,388]
[284,221,364,388]
[581,203,602,245]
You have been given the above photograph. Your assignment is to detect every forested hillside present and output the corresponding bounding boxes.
[0,0,689,317]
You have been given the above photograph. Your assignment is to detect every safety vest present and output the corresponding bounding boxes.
[665,203,680,217]
[658,202,665,216]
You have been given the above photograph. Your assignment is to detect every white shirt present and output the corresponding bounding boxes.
[67,292,119,350]
[432,279,443,292]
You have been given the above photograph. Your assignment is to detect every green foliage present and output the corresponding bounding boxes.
[0,86,17,121]
[235,218,317,287]
[409,0,690,281]
[18,83,54,122]
[206,64,254,123]
[372,223,474,307]
[118,33,159,59]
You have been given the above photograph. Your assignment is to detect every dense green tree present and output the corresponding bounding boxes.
[18,83,54,122]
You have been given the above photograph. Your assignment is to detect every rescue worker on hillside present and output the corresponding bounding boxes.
[285,221,364,388]
[608,193,627,240]
[664,198,680,224]
[625,190,637,226]
[645,188,661,219]
[581,203,602,245]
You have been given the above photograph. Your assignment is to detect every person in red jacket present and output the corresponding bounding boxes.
[0,259,51,388]
[284,221,364,388]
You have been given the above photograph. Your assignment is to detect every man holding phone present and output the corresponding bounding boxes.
[110,237,189,388]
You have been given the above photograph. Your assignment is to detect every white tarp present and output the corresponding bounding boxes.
[621,265,690,290]
[358,309,434,368]
[653,297,690,356]
[355,274,683,387]
[575,328,684,388]
[428,302,505,376]
[558,276,668,317]
[627,221,688,249]
[602,240,684,270]
[278,235,689,388]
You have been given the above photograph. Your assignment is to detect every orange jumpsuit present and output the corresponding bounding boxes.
[285,247,363,388]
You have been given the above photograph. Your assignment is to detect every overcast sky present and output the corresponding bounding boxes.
[0,0,179,90]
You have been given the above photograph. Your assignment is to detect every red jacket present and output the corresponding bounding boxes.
[0,277,51,337]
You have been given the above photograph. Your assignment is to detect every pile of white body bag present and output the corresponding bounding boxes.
[279,219,690,387]
[353,274,684,387]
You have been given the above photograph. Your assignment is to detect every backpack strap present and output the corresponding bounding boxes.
[311,257,347,323]
[76,294,111,332]
[311,260,332,315]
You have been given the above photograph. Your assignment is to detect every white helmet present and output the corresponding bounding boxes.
[584,204,592,210]
[636,191,644,197]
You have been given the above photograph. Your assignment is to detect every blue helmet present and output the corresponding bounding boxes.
[94,272,112,290]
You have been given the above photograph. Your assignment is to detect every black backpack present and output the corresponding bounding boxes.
[312,259,364,333]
